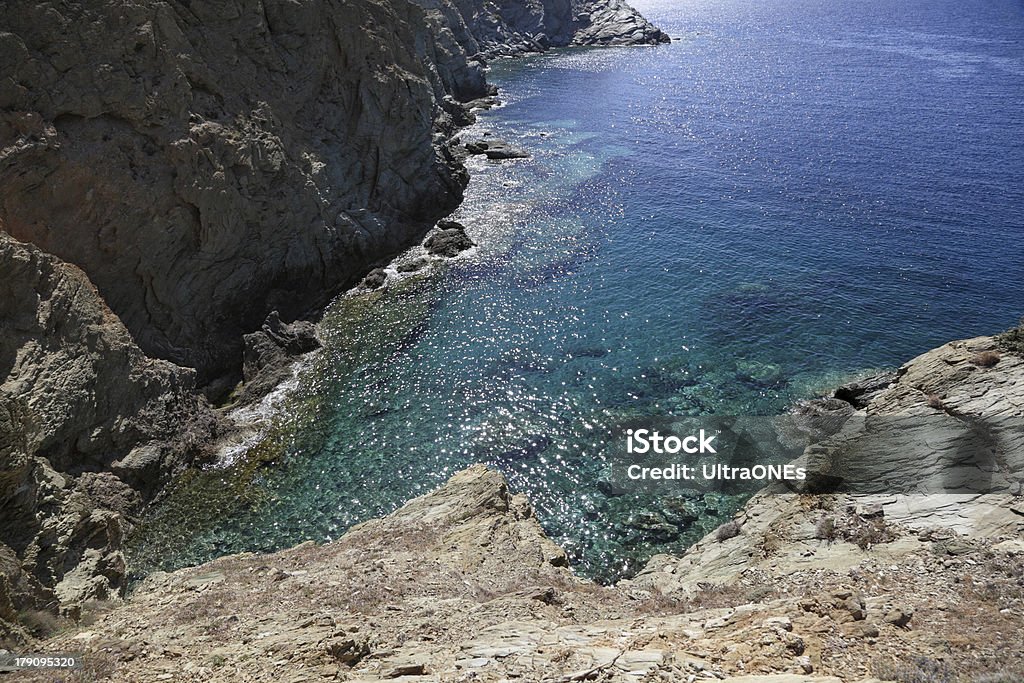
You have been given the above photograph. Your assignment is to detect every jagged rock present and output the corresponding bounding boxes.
[359,268,389,290]
[439,0,670,59]
[833,371,899,408]
[464,138,531,159]
[239,311,322,401]
[397,257,429,273]
[0,233,215,631]
[424,221,476,257]
[485,144,532,160]
[261,311,319,355]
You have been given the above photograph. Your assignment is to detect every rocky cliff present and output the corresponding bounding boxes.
[0,231,216,640]
[418,0,670,58]
[0,0,487,389]
[18,335,1023,681]
[0,0,668,641]
[0,0,666,390]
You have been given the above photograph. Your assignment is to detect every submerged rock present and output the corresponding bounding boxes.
[464,138,531,159]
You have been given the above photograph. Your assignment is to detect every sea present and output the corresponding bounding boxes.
[129,0,1024,582]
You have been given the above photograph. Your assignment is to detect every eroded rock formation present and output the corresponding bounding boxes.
[0,232,216,640]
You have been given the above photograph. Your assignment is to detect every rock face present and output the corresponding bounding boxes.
[0,0,488,387]
[0,232,215,640]
[0,0,666,387]
[425,0,671,58]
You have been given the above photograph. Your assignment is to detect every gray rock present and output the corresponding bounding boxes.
[0,234,215,627]
[424,222,476,257]
[397,257,429,273]
[485,144,532,160]
[833,371,899,408]
[0,0,488,386]
[360,268,389,290]
[883,607,913,628]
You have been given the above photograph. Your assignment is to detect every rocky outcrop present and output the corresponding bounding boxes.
[423,219,477,256]
[0,232,216,641]
[239,311,321,402]
[24,453,1024,681]
[634,336,1024,596]
[0,0,488,388]
[419,0,671,58]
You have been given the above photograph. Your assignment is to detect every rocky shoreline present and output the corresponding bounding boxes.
[14,331,1024,681]
[0,0,669,644]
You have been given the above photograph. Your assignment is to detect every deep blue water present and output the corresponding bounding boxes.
[131,0,1024,581]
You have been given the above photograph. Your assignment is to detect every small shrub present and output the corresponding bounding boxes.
[926,393,945,410]
[17,608,63,638]
[842,516,898,550]
[715,520,742,542]
[971,350,1001,368]
[873,655,959,683]
[996,318,1024,356]
[815,516,837,542]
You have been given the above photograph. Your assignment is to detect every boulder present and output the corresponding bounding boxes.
[424,222,476,257]
[360,268,389,290]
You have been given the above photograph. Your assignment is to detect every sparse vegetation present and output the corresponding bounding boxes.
[840,514,898,550]
[815,515,837,542]
[17,608,65,638]
[927,393,945,410]
[996,318,1024,356]
[971,350,1001,368]
[715,520,742,542]
[872,655,959,683]
[975,673,1024,683]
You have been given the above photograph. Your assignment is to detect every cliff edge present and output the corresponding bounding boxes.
[19,334,1024,681]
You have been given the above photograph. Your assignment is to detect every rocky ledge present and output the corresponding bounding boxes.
[18,334,1024,681]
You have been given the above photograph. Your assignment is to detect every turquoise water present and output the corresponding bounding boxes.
[131,0,1024,582]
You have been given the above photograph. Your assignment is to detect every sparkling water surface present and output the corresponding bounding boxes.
[130,0,1024,582]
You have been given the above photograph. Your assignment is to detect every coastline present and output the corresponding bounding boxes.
[0,0,671,644]
[20,330,1024,681]
[3,1,1022,678]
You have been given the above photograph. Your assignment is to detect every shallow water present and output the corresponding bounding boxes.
[130,0,1024,582]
